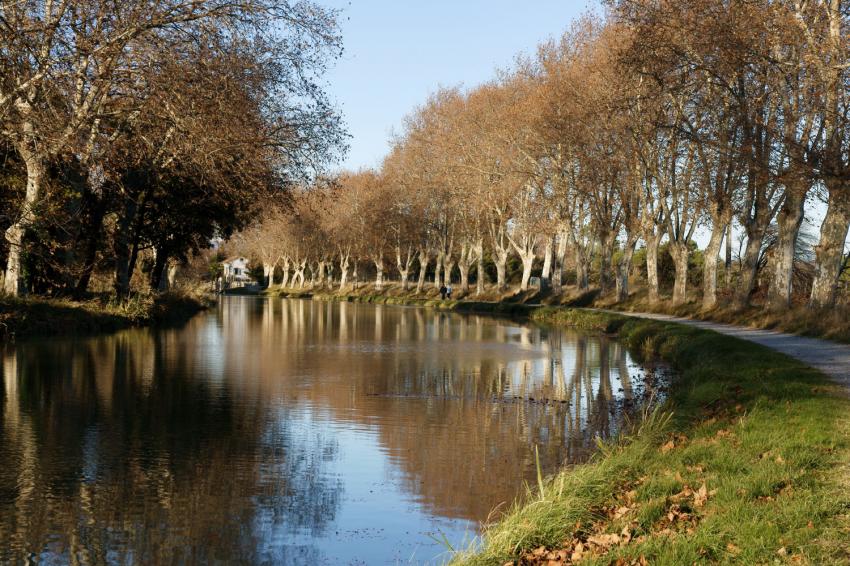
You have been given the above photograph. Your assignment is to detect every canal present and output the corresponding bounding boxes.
[0,297,666,564]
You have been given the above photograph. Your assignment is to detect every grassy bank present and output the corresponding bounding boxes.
[0,291,212,341]
[452,309,850,565]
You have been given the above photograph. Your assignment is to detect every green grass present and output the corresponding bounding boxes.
[450,310,850,565]
[0,291,211,341]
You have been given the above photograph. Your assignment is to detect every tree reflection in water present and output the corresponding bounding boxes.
[0,298,664,564]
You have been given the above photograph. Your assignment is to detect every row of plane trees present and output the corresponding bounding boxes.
[238,1,850,310]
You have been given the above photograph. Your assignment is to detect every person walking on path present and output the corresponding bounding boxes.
[439,285,447,300]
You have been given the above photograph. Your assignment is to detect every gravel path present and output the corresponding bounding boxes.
[600,310,850,388]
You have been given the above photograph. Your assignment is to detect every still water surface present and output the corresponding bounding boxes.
[0,298,664,564]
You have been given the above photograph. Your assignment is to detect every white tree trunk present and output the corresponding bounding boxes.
[702,216,728,310]
[374,257,384,290]
[416,250,429,293]
[645,234,662,304]
[4,152,45,295]
[670,243,689,305]
[541,236,553,280]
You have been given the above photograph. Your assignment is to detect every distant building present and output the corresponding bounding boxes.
[221,257,252,286]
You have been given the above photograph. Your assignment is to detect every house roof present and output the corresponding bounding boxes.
[222,256,248,264]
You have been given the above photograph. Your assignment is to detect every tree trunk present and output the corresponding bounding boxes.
[167,263,179,289]
[810,189,850,308]
[494,247,509,291]
[645,236,661,304]
[339,256,350,289]
[519,252,534,291]
[724,221,733,288]
[149,249,169,291]
[552,233,567,289]
[598,233,615,295]
[295,261,307,288]
[670,243,689,305]
[263,262,273,288]
[541,236,553,280]
[416,250,428,293]
[443,257,455,287]
[433,251,444,288]
[576,260,589,291]
[615,236,638,303]
[113,197,139,298]
[374,258,384,290]
[73,193,108,298]
[457,242,473,294]
[736,232,763,307]
[325,262,334,288]
[767,188,806,309]
[4,144,45,296]
[279,259,291,289]
[702,217,728,310]
[475,239,485,295]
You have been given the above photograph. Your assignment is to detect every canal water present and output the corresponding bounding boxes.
[0,297,666,564]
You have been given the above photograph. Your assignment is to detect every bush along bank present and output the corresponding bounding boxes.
[0,291,212,342]
[449,309,850,565]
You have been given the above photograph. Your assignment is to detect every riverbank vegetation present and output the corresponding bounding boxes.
[449,310,850,564]
[235,1,850,333]
[0,1,345,303]
[0,291,211,341]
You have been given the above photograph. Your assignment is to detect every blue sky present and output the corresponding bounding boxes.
[323,1,599,172]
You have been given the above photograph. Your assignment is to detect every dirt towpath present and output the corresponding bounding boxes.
[598,310,850,388]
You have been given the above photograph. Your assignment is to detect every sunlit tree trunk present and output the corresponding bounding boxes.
[4,120,45,296]
[278,257,291,289]
[541,236,553,280]
[509,234,537,291]
[396,246,413,291]
[339,253,351,289]
[416,249,429,293]
[811,187,850,308]
[373,257,384,290]
[703,209,731,310]
[670,242,689,305]
[443,254,455,287]
[262,263,273,288]
[552,232,567,289]
[645,233,662,304]
[767,186,807,309]
[494,247,509,291]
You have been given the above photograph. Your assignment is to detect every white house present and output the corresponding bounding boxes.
[221,257,252,285]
